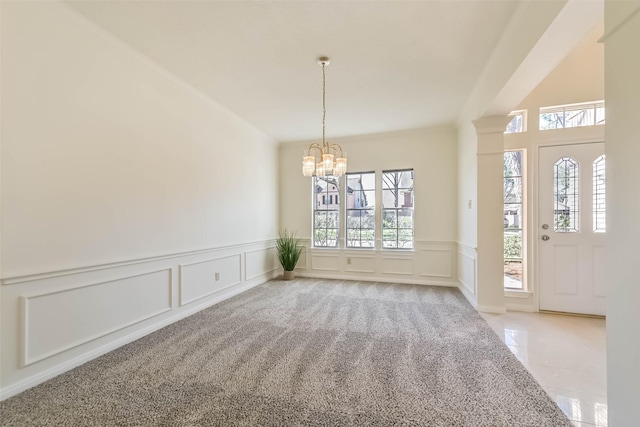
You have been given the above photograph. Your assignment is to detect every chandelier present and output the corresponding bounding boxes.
[302,57,347,177]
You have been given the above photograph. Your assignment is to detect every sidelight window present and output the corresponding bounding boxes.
[504,151,524,289]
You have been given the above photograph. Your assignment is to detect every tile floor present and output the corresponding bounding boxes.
[480,311,607,427]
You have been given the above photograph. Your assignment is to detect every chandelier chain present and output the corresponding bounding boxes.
[322,63,326,146]
[302,56,347,178]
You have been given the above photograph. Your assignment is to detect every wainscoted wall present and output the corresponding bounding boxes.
[294,240,458,286]
[0,241,279,400]
[457,242,478,308]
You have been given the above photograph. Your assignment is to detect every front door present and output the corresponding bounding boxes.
[538,142,606,316]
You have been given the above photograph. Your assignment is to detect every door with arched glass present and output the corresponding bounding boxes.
[538,142,606,315]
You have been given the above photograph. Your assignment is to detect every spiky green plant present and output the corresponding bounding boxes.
[275,230,302,271]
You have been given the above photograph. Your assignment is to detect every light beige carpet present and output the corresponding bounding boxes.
[1,278,571,426]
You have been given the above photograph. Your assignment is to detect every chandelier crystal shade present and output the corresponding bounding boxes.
[302,57,347,177]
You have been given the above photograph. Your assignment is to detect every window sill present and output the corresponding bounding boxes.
[309,247,415,254]
[504,289,532,299]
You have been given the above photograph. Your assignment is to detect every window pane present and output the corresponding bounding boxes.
[504,177,523,203]
[383,209,397,228]
[504,151,524,290]
[540,101,605,130]
[505,111,526,134]
[596,106,605,125]
[504,204,523,229]
[504,231,523,289]
[540,112,564,130]
[361,210,375,229]
[313,176,340,247]
[382,169,414,250]
[398,209,413,228]
[554,157,579,232]
[345,172,375,249]
[346,211,360,229]
[314,211,327,228]
[593,155,606,232]
[382,229,398,248]
[565,106,594,128]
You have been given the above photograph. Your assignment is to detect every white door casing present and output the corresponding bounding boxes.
[538,143,606,316]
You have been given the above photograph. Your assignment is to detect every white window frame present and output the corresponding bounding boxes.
[312,176,340,248]
[345,171,376,249]
[539,101,605,130]
[381,169,414,250]
[504,150,526,291]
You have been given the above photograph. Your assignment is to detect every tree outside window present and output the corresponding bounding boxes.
[382,170,414,249]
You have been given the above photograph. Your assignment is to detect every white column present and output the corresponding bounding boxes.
[604,2,640,424]
[473,116,511,313]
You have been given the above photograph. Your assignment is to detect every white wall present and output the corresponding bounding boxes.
[456,122,478,249]
[517,23,604,111]
[604,2,640,424]
[279,127,458,285]
[1,1,279,399]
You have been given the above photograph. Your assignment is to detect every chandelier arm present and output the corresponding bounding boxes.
[307,143,323,158]
[328,143,344,157]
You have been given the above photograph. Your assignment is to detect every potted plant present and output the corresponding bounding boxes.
[275,230,303,280]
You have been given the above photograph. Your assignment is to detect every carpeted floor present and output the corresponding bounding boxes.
[1,278,572,426]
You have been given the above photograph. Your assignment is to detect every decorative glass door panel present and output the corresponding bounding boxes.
[539,143,606,316]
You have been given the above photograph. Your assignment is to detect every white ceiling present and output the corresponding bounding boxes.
[66,1,521,142]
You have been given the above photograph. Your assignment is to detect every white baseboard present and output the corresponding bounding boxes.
[505,303,537,312]
[296,271,458,287]
[477,304,508,314]
[457,280,478,309]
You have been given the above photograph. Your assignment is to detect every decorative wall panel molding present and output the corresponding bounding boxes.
[21,269,172,366]
[245,247,279,281]
[381,257,414,276]
[294,241,458,285]
[592,246,606,298]
[457,243,477,297]
[179,255,242,306]
[418,249,453,278]
[295,246,308,270]
[1,239,278,401]
[311,254,341,271]
[344,256,376,274]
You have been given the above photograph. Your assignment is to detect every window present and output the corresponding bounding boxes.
[540,101,605,130]
[504,151,524,290]
[505,110,527,134]
[313,176,340,247]
[346,172,376,248]
[382,169,414,249]
[593,155,606,232]
[554,157,579,232]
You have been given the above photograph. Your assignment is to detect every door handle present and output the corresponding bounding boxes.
[541,235,550,241]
